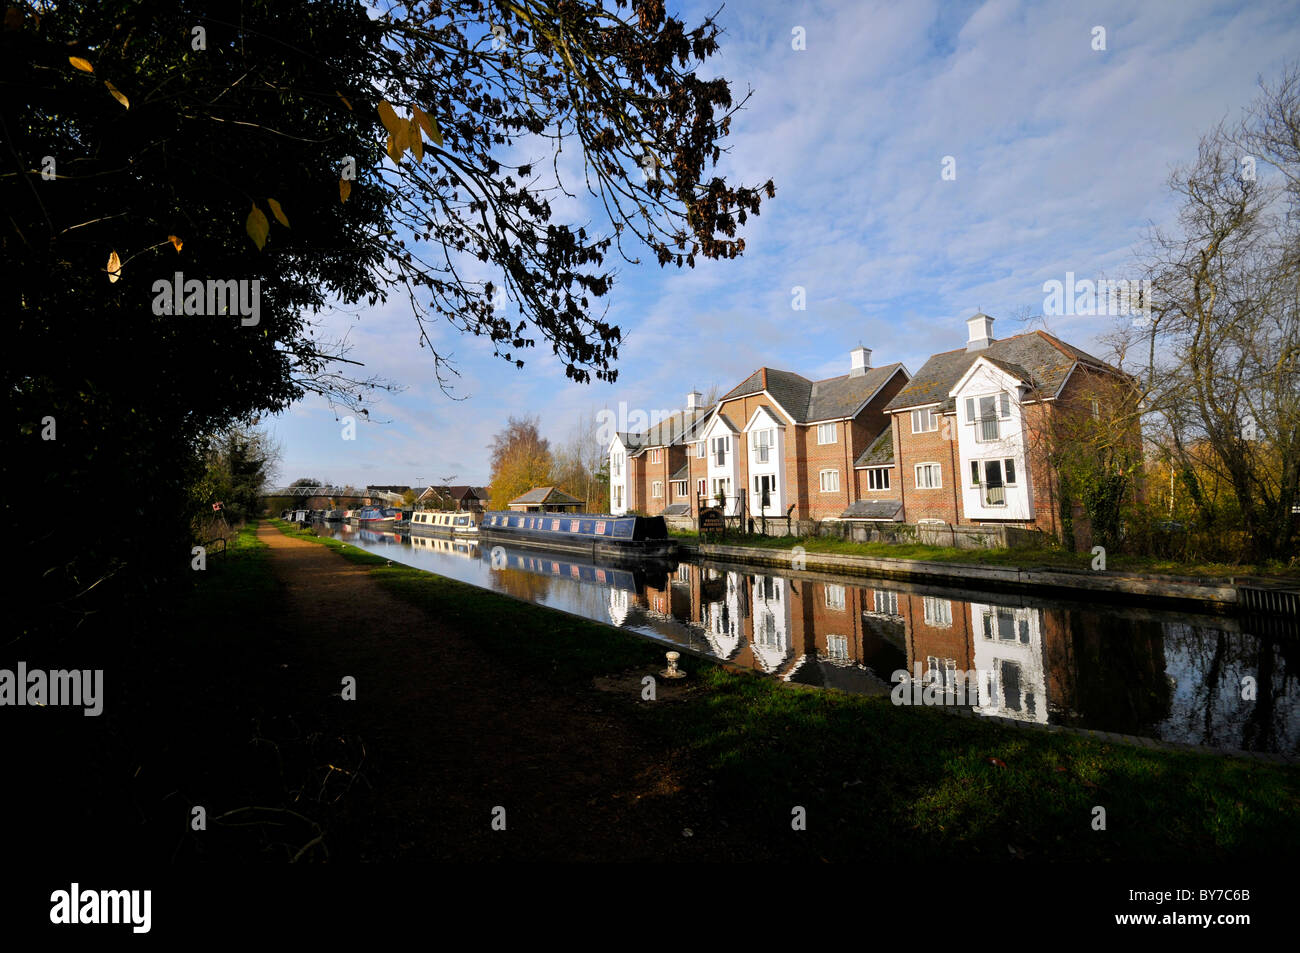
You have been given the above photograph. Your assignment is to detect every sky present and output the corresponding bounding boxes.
[264,0,1300,489]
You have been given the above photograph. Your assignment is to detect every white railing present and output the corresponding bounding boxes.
[976,417,1000,442]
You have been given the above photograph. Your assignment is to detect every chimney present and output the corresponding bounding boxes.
[849,346,872,377]
[966,313,995,351]
[686,390,703,411]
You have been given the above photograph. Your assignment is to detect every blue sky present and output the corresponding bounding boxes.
[265,0,1300,488]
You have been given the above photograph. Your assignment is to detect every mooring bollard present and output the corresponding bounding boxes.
[661,651,686,680]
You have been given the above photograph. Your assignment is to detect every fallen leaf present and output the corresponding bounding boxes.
[245,203,269,250]
[988,757,1007,769]
[106,250,121,282]
[104,79,129,108]
[339,179,351,203]
[266,197,289,228]
[167,234,183,253]
[68,55,93,72]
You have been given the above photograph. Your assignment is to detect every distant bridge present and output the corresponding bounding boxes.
[261,486,382,500]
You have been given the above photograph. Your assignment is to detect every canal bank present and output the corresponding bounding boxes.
[240,519,1300,860]
[687,541,1299,615]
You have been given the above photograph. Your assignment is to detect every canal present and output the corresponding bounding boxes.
[307,521,1299,755]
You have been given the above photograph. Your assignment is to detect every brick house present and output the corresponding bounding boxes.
[883,313,1139,536]
[611,347,910,522]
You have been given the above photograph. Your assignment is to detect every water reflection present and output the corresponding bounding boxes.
[305,520,1298,754]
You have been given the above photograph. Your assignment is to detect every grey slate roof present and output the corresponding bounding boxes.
[854,423,894,467]
[661,503,690,516]
[670,464,689,482]
[619,406,713,451]
[882,330,1114,413]
[839,500,904,520]
[720,363,905,424]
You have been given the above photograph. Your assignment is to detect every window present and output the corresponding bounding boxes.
[923,596,952,627]
[711,436,729,466]
[971,458,1018,505]
[911,408,938,433]
[696,441,705,458]
[711,477,731,501]
[1090,398,1100,420]
[874,590,899,614]
[915,463,942,489]
[867,467,891,491]
[818,422,837,444]
[753,474,776,508]
[650,448,661,464]
[825,584,845,610]
[926,656,958,692]
[672,480,687,497]
[612,453,622,476]
[613,486,623,508]
[652,481,663,499]
[826,635,849,661]
[753,428,774,463]
[819,469,840,492]
[696,478,706,498]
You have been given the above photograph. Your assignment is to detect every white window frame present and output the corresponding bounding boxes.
[867,467,890,491]
[652,480,663,499]
[753,428,774,463]
[826,635,849,661]
[711,436,729,466]
[874,590,899,614]
[612,453,622,476]
[824,584,846,610]
[650,448,661,464]
[819,468,840,493]
[696,441,705,458]
[915,462,942,489]
[817,422,837,445]
[923,596,952,628]
[696,478,706,498]
[911,408,938,433]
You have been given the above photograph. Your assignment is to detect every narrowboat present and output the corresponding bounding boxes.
[408,510,482,536]
[479,511,674,559]
[323,509,344,521]
[355,506,400,527]
[482,543,669,593]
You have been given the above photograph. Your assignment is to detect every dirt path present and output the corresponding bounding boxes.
[255,525,744,860]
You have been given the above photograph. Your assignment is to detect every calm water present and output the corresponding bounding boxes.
[309,521,1300,754]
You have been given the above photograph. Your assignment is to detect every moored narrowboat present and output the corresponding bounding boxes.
[409,510,482,536]
[479,511,674,559]
[355,506,400,527]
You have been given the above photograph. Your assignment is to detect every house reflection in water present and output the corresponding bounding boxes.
[624,563,1177,733]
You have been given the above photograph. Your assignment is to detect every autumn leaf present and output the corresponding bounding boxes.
[377,99,401,136]
[68,55,93,73]
[106,250,121,283]
[167,234,183,253]
[339,179,351,203]
[408,117,423,162]
[987,757,1007,769]
[104,80,129,108]
[245,203,269,250]
[412,105,441,147]
[336,90,352,111]
[266,198,290,228]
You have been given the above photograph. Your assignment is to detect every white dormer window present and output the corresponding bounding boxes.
[817,422,837,444]
[911,408,939,433]
[753,428,774,463]
[612,453,622,476]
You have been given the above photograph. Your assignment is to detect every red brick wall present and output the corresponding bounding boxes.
[893,408,962,524]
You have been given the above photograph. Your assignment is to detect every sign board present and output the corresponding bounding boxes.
[699,506,725,536]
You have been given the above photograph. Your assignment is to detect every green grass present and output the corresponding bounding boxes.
[684,530,1298,579]
[267,518,1300,860]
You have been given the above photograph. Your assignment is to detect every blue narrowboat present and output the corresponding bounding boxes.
[355,506,401,527]
[479,511,675,559]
